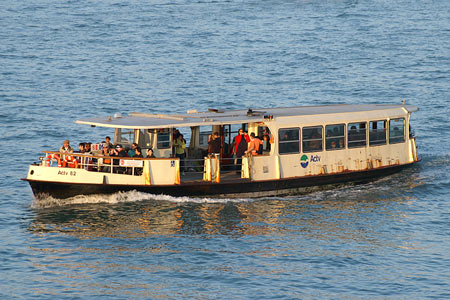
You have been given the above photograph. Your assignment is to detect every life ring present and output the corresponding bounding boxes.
[46,154,62,167]
[63,155,78,168]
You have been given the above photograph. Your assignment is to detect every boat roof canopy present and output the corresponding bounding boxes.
[75,104,419,129]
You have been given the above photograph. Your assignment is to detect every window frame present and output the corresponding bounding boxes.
[278,127,300,154]
[347,122,367,149]
[389,118,405,144]
[302,126,323,153]
[156,129,171,149]
[325,124,345,151]
[369,120,387,146]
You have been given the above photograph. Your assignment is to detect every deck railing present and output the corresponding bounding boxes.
[40,151,245,182]
[42,151,165,176]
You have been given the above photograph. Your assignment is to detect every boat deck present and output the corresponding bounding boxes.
[180,170,246,183]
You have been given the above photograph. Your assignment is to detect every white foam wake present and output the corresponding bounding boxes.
[32,190,253,208]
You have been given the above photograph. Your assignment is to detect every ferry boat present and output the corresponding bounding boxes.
[23,104,420,200]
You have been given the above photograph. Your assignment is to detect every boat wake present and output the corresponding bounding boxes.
[32,190,253,209]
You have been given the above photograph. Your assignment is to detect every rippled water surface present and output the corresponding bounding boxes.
[1,0,450,299]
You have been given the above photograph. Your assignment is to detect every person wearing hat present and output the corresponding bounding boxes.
[112,144,128,174]
[59,140,73,153]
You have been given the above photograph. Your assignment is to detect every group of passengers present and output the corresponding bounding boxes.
[57,137,154,175]
[230,128,273,170]
[207,128,272,159]
[58,127,271,175]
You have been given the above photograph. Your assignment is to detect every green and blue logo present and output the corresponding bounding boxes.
[300,154,309,168]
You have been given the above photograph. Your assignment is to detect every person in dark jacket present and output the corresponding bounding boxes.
[112,144,128,174]
[232,129,250,170]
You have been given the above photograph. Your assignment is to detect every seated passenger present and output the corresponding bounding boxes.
[112,144,128,174]
[128,143,138,157]
[147,148,155,158]
[84,142,92,154]
[77,143,85,153]
[99,145,112,173]
[133,147,143,176]
[309,129,322,150]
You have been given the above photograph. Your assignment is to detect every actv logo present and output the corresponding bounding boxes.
[300,155,309,168]
[301,154,320,168]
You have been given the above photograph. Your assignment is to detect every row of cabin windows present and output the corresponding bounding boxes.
[279,118,406,154]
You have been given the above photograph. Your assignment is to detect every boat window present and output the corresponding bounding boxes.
[325,124,345,150]
[116,129,135,145]
[199,126,212,149]
[303,126,323,152]
[348,122,367,148]
[389,118,405,144]
[278,128,300,154]
[157,129,171,149]
[369,120,387,146]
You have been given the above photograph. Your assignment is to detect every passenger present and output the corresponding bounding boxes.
[77,142,85,153]
[233,129,250,170]
[132,146,143,176]
[99,145,112,173]
[339,139,344,148]
[208,132,221,155]
[263,135,271,152]
[104,136,114,149]
[133,147,143,158]
[172,129,180,157]
[59,140,73,153]
[83,142,93,170]
[84,142,92,154]
[173,134,186,174]
[128,143,138,157]
[330,141,337,149]
[112,144,128,174]
[349,126,358,141]
[147,148,155,158]
[309,129,322,150]
[245,133,263,155]
[263,128,274,152]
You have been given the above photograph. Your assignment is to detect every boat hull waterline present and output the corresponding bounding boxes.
[24,163,413,200]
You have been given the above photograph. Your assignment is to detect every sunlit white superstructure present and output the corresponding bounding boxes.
[24,104,420,199]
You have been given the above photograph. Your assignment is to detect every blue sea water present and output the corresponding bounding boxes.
[1,0,450,299]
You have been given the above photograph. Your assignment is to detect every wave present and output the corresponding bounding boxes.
[32,190,253,209]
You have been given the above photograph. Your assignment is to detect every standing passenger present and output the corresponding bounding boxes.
[105,136,114,149]
[208,132,221,155]
[173,134,186,174]
[59,140,73,153]
[233,129,250,170]
[245,133,262,155]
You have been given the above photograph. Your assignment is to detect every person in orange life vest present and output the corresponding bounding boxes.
[245,133,263,155]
